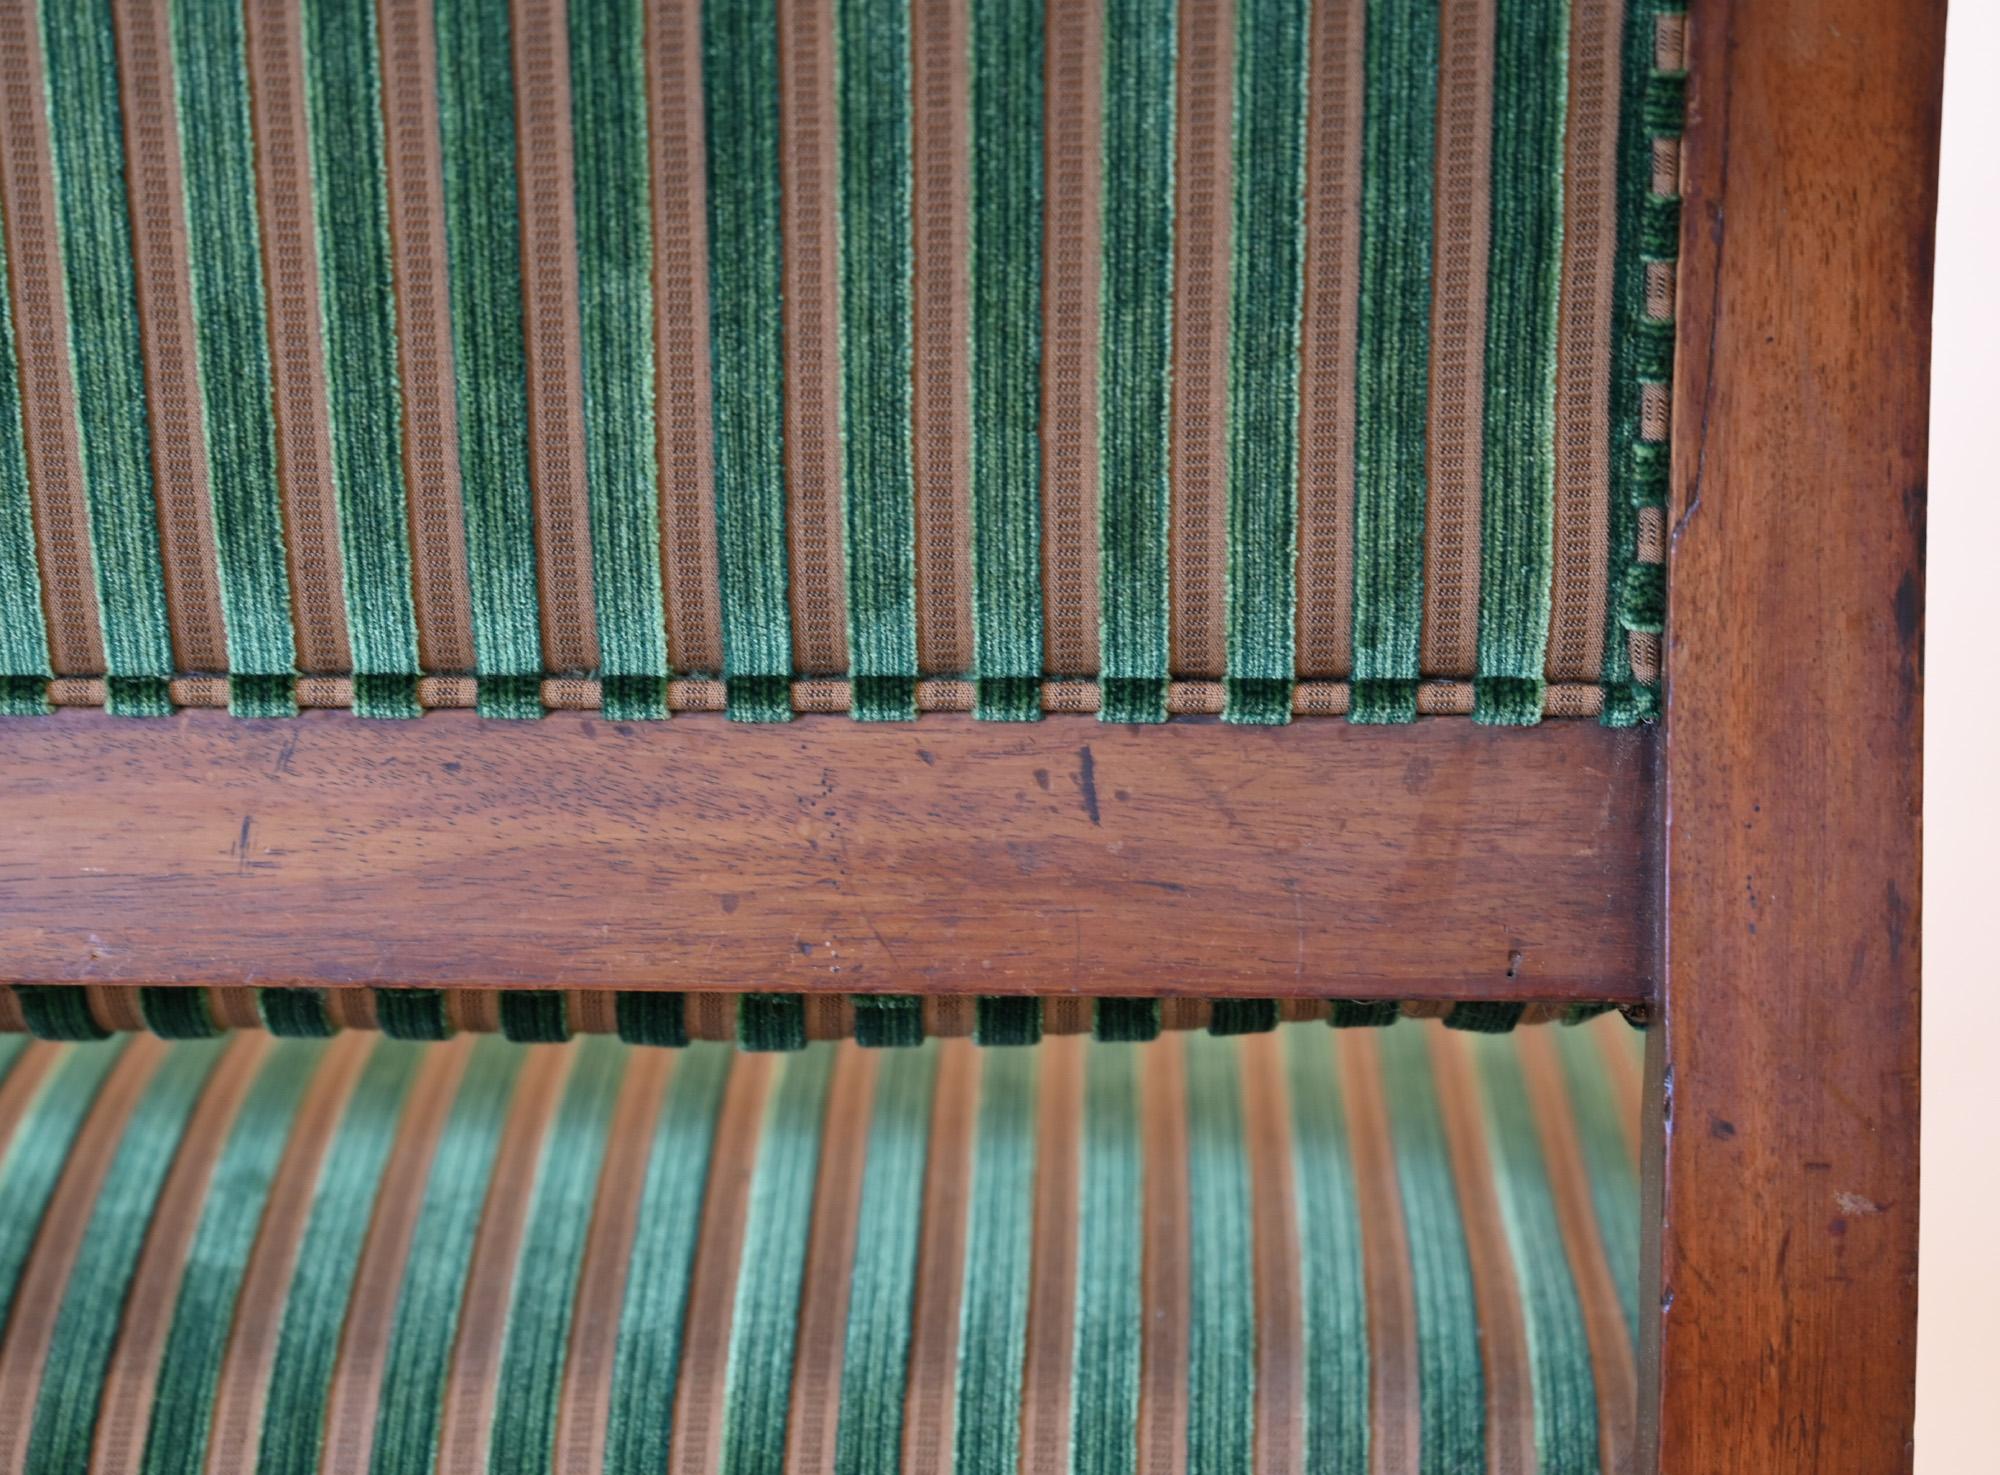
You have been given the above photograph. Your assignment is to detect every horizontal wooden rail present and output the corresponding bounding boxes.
[0,712,1653,997]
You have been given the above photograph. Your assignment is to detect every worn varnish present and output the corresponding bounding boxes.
[0,712,1651,997]
[1645,0,1936,1469]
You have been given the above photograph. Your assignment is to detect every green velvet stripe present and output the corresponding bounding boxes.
[1092,998,1161,1044]
[833,1043,939,1474]
[720,1044,837,1475]
[141,1040,324,1475]
[15,984,108,1041]
[616,991,689,1048]
[703,0,792,722]
[1555,1023,1641,1341]
[1473,1033,1598,1470]
[1329,999,1402,1028]
[1473,0,1569,726]
[436,0,542,718]
[299,0,422,718]
[1184,1033,1254,1470]
[489,1037,626,1474]
[140,987,219,1040]
[39,0,173,716]
[24,1037,225,1473]
[0,1034,23,1083]
[952,1046,1038,1475]
[1284,1026,1370,1471]
[1096,0,1176,724]
[369,1038,523,1475]
[739,993,808,1053]
[1601,0,1682,725]
[1069,1042,1142,1475]
[571,0,669,720]
[499,990,571,1043]
[974,996,1043,1048]
[852,995,925,1050]
[966,0,1044,721]
[1222,0,1309,725]
[173,0,297,715]
[1447,1000,1527,1034]
[375,988,453,1041]
[836,0,918,722]
[0,146,50,709]
[259,988,335,1038]
[1206,998,1278,1036]
[1348,0,1437,726]
[0,1039,127,1329]
[258,1039,423,1475]
[1379,1023,1483,1471]
[607,1043,731,1472]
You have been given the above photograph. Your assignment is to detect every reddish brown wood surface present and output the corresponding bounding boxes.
[1645,0,1936,1469]
[0,711,1652,997]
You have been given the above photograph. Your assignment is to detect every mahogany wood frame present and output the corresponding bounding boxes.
[0,0,1937,1466]
[1640,0,1936,1469]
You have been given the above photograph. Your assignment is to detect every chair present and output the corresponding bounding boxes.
[0,0,1932,1469]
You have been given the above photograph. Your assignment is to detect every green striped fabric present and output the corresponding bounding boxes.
[0,1019,1642,1471]
[2,984,1642,1047]
[0,1,1675,724]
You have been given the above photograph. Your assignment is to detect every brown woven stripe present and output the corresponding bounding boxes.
[210,988,261,1031]
[0,1038,56,1138]
[1338,1030,1419,1475]
[325,987,379,1033]
[778,0,849,678]
[447,988,502,1036]
[1519,1027,1637,1475]
[1430,1027,1536,1475]
[435,1045,571,1475]
[243,0,350,675]
[785,1045,877,1474]
[910,0,973,676]
[379,0,476,675]
[0,7,103,675]
[672,1052,772,1475]
[513,0,599,677]
[89,985,148,1035]
[1137,1035,1190,1475]
[1021,1035,1084,1473]
[555,1047,677,1472]
[0,1036,165,1472]
[1420,0,1496,680]
[647,0,725,676]
[919,994,975,1042]
[1294,0,1366,680]
[0,987,25,1036]
[113,0,228,674]
[1547,0,1625,683]
[90,1034,270,1475]
[203,1033,375,1473]
[901,1039,979,1474]
[1244,1035,1304,1474]
[1167,0,1234,679]
[1040,4,1104,681]
[315,1037,473,1475]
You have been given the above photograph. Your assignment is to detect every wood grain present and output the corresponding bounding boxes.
[0,711,1651,997]
[1644,1,1936,1469]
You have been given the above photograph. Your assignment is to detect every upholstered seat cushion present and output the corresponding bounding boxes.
[0,1016,1640,1472]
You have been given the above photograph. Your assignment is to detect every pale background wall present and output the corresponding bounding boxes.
[1916,3,1995,1468]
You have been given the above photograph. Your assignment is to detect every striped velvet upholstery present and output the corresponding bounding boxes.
[0,1017,1643,1473]
[0,0,1684,726]
[0,985,1623,1046]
